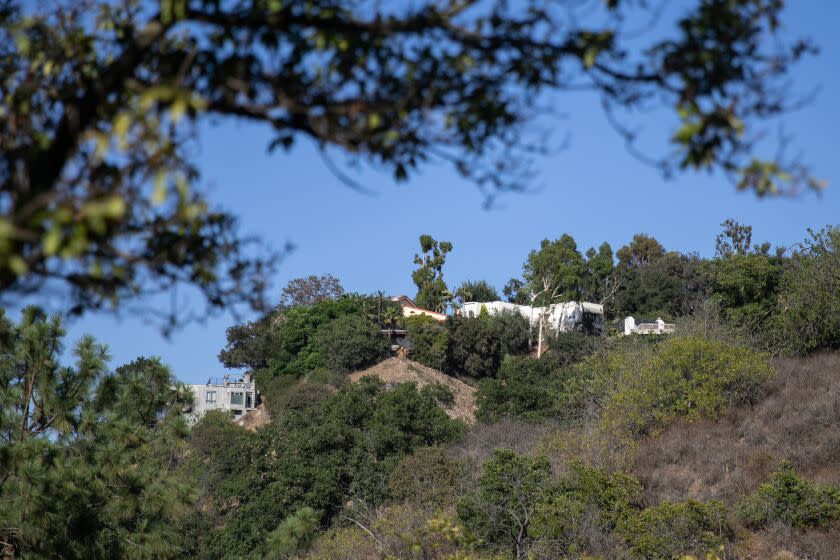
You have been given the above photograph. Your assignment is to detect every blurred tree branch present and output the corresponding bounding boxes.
[0,0,821,330]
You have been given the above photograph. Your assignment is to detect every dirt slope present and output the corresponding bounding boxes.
[236,399,270,431]
[349,357,477,423]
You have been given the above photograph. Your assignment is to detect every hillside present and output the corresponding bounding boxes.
[633,351,840,559]
[349,357,477,423]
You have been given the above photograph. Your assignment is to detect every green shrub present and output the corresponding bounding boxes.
[603,336,775,436]
[406,315,449,370]
[545,330,597,366]
[315,314,390,373]
[420,382,455,408]
[457,449,552,557]
[774,226,840,355]
[617,500,730,560]
[305,367,346,388]
[531,463,641,555]
[190,378,464,558]
[275,381,334,413]
[389,447,463,507]
[226,297,378,378]
[253,370,299,415]
[710,253,782,328]
[265,506,319,558]
[551,347,636,426]
[737,461,840,528]
[476,355,562,422]
[447,311,530,378]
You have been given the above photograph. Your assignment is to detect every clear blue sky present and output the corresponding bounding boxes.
[54,2,840,383]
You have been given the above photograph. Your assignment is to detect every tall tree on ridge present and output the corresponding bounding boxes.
[523,235,585,305]
[412,235,453,313]
[455,280,500,305]
[279,274,345,309]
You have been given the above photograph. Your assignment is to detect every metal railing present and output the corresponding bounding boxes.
[205,374,254,388]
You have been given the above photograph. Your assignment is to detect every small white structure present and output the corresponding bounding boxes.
[459,300,604,334]
[623,316,675,335]
[186,373,257,422]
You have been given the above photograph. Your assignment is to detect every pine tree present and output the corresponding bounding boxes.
[0,307,194,559]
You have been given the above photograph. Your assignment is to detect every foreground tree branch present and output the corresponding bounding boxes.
[0,0,821,328]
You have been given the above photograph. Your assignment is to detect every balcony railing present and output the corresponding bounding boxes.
[205,375,254,389]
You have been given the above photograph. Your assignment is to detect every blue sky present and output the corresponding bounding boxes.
[55,2,840,383]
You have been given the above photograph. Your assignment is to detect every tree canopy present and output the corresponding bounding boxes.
[455,279,500,304]
[0,308,193,558]
[412,235,453,313]
[0,0,821,326]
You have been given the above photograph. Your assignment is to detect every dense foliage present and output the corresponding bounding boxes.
[7,222,840,559]
[447,312,530,379]
[0,309,193,558]
[737,462,840,529]
[602,336,775,437]
[405,316,450,371]
[531,463,642,557]
[776,227,840,355]
[315,314,390,373]
[454,280,500,304]
[457,449,552,559]
[184,378,463,558]
[616,500,731,560]
[219,292,397,382]
[476,355,565,423]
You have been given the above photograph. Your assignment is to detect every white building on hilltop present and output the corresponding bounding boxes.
[186,373,257,422]
[623,316,675,335]
[459,300,604,334]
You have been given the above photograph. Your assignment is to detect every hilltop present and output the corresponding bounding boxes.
[348,357,478,423]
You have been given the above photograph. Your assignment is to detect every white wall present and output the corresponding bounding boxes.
[187,383,256,421]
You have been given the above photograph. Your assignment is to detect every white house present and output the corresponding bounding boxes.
[186,373,257,422]
[459,300,604,334]
[623,316,675,335]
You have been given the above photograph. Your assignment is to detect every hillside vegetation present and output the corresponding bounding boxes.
[349,358,478,424]
[4,224,840,559]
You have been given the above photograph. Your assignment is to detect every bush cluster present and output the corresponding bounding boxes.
[737,462,840,529]
[407,311,531,378]
[616,500,731,560]
[603,336,775,437]
[186,378,464,558]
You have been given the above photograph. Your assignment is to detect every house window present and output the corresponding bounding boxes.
[230,392,244,406]
[206,391,217,404]
[246,393,253,409]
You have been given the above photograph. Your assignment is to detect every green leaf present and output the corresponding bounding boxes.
[170,97,187,123]
[153,170,167,204]
[8,255,27,275]
[583,47,598,69]
[42,227,62,257]
[104,196,126,218]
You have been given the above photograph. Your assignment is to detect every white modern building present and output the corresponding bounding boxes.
[186,373,257,422]
[459,300,604,334]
